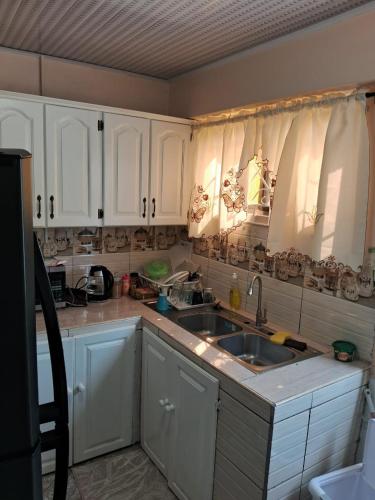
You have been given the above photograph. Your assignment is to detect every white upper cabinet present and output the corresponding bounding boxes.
[103,113,150,226]
[0,99,45,226]
[45,105,102,227]
[150,121,191,225]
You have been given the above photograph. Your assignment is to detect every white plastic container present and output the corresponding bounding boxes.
[309,419,375,500]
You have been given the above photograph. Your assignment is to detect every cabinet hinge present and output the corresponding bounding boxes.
[215,400,222,412]
[98,208,104,219]
[98,120,104,131]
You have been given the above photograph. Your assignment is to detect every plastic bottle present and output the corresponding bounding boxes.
[121,273,130,295]
[229,272,241,310]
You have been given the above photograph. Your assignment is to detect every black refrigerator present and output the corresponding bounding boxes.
[0,150,69,500]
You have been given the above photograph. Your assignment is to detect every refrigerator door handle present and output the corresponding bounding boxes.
[34,233,69,500]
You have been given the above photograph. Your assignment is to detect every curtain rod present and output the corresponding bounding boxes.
[193,91,368,129]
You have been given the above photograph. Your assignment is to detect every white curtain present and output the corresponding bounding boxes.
[189,113,294,238]
[189,121,246,238]
[268,96,369,269]
[189,93,369,269]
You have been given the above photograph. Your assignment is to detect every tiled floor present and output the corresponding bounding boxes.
[43,445,176,500]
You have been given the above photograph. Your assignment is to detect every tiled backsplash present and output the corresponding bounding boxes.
[35,226,189,258]
[35,222,375,362]
[193,222,375,310]
[193,252,375,362]
[35,225,190,289]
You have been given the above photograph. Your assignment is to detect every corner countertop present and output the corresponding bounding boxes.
[36,296,369,409]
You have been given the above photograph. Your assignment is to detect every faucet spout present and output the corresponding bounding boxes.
[247,275,267,328]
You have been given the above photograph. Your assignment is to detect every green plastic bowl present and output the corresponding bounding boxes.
[144,260,170,281]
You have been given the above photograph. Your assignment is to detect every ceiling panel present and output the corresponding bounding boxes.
[0,0,371,79]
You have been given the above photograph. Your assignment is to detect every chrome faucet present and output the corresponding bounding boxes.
[247,275,267,328]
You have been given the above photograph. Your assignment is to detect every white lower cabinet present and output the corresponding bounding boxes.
[37,337,75,474]
[73,322,136,463]
[141,328,172,476]
[142,328,219,500]
[37,320,138,472]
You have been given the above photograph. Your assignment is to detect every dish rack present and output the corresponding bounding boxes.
[139,270,215,310]
[138,270,198,294]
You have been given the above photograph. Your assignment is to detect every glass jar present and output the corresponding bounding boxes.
[169,282,183,306]
[112,274,122,299]
[182,282,194,305]
[203,288,215,304]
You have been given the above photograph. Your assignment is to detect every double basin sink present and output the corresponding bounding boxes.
[146,304,321,373]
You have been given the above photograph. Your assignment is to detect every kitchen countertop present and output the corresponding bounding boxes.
[36,296,369,409]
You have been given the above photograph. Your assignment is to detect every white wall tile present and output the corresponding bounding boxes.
[207,259,249,309]
[300,289,375,361]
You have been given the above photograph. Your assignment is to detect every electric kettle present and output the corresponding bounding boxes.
[86,265,114,301]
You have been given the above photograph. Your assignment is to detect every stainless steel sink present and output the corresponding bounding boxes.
[216,333,295,368]
[177,313,242,336]
[144,301,322,373]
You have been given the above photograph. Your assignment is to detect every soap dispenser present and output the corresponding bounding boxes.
[156,284,170,312]
[229,272,241,310]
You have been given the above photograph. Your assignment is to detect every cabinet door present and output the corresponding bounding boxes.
[0,99,45,226]
[74,323,136,463]
[37,337,74,474]
[141,328,173,477]
[45,105,102,227]
[104,113,150,225]
[150,121,191,225]
[169,350,219,500]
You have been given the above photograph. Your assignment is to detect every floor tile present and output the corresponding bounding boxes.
[72,445,176,500]
[43,470,81,500]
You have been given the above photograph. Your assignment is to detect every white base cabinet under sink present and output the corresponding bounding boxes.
[141,328,219,500]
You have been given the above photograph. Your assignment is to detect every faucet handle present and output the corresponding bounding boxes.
[262,307,268,324]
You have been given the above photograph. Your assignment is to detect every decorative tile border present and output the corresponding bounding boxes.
[35,225,189,259]
[192,223,375,310]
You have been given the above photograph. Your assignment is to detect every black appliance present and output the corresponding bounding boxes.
[35,265,66,310]
[0,150,69,500]
[86,265,114,301]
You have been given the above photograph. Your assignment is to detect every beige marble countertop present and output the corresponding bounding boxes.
[36,296,369,408]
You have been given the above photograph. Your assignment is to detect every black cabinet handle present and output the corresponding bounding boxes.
[50,195,54,219]
[142,197,146,218]
[37,195,42,219]
[152,198,155,218]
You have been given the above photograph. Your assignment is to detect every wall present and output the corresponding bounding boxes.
[169,4,375,117]
[0,47,170,114]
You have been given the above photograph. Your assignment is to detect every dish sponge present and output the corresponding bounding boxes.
[270,332,291,345]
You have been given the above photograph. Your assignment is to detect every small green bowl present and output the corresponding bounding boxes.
[332,340,357,362]
[144,260,170,281]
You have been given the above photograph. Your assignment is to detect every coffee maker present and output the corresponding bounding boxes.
[86,265,114,301]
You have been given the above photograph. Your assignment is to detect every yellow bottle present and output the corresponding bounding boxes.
[229,272,241,310]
